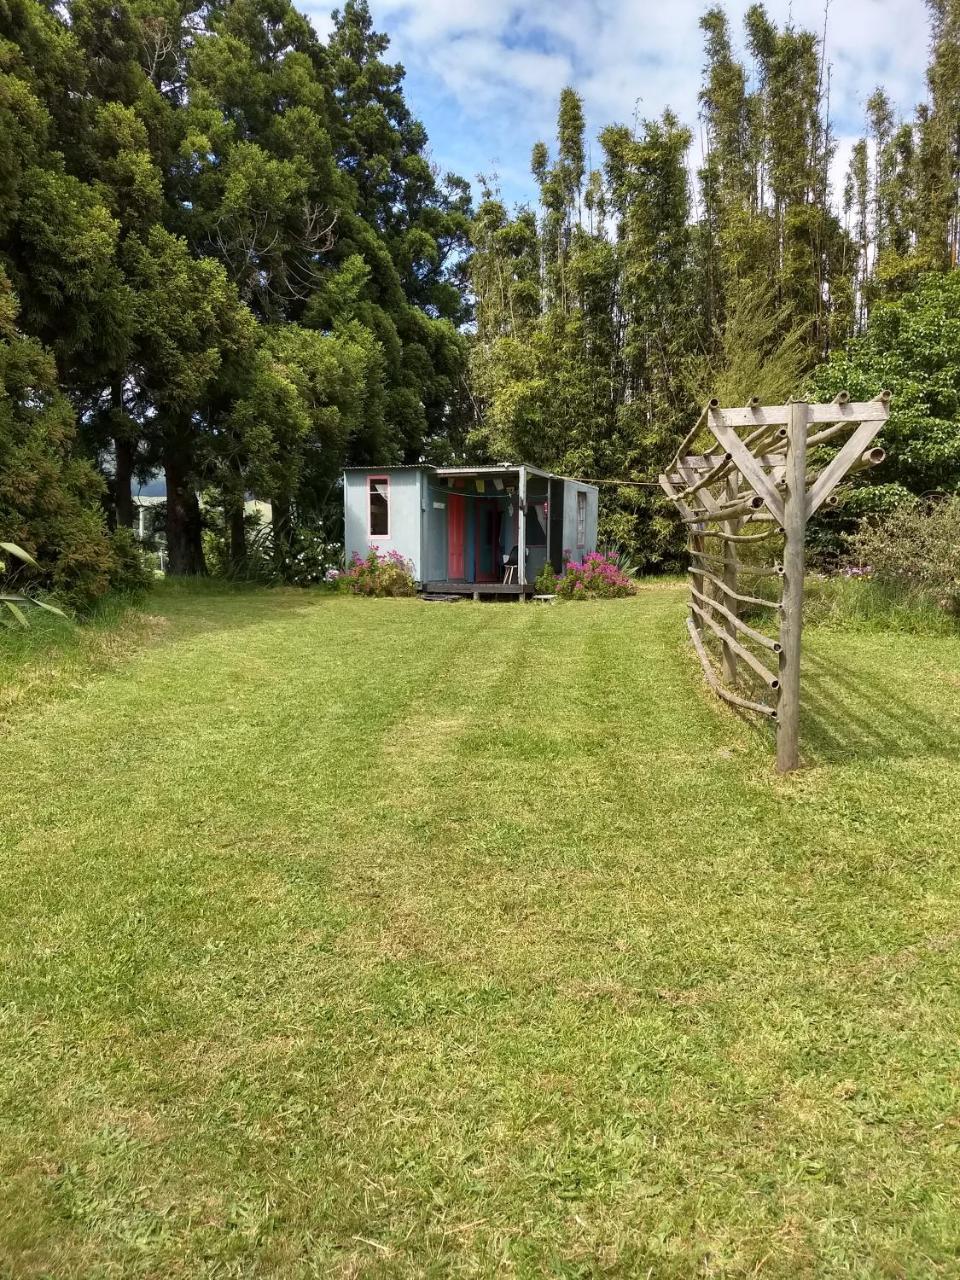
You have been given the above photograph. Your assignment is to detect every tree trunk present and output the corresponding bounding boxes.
[227,501,246,570]
[114,436,134,530]
[164,446,207,576]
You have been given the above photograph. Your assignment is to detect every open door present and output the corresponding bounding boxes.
[549,479,565,572]
[447,493,465,579]
[476,500,501,581]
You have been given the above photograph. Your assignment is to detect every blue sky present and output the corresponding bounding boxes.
[307,0,931,213]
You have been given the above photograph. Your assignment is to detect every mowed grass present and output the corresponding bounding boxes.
[2,583,960,1278]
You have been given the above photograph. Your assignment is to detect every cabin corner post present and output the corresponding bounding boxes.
[518,465,527,588]
[776,401,808,773]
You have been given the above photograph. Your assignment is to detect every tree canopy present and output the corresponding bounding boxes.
[3,0,960,596]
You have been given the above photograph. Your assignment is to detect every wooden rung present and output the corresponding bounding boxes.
[686,618,777,719]
[689,601,781,689]
[690,550,783,577]
[690,567,782,611]
[694,526,778,544]
[690,586,782,652]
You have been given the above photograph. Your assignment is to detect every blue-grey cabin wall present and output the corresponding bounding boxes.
[343,468,425,577]
[561,479,599,561]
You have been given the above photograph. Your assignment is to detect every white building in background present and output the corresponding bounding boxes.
[132,475,272,573]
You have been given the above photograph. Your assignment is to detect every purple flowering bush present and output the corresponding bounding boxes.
[557,551,636,600]
[342,548,416,597]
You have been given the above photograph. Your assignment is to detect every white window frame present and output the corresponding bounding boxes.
[368,475,390,538]
[576,490,587,548]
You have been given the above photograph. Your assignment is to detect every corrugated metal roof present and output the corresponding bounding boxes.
[342,462,598,489]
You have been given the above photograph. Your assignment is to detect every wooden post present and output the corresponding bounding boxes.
[518,465,527,589]
[720,472,739,686]
[776,401,808,773]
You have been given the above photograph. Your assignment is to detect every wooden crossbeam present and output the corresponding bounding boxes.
[690,567,782,611]
[706,412,785,522]
[706,400,889,429]
[805,418,888,517]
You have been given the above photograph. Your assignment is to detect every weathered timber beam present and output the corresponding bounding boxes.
[745,494,837,524]
[690,549,784,577]
[678,423,786,498]
[690,567,782,611]
[720,472,740,684]
[690,585,782,652]
[805,416,889,517]
[684,494,765,523]
[768,418,854,453]
[691,526,778,543]
[710,399,890,429]
[674,461,722,511]
[775,400,808,773]
[689,601,781,689]
[686,618,778,719]
[847,447,886,474]
[680,454,788,470]
[667,399,718,473]
[707,411,786,522]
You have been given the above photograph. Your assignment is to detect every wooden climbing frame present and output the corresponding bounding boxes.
[660,394,890,772]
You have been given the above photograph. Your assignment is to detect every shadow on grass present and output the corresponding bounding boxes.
[800,643,960,765]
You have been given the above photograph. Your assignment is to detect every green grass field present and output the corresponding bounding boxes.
[2,583,960,1277]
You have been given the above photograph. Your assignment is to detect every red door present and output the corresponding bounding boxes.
[448,494,465,579]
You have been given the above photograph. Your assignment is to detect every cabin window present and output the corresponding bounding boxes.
[369,476,389,536]
[576,491,587,547]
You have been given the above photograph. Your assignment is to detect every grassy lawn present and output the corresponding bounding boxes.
[2,582,960,1277]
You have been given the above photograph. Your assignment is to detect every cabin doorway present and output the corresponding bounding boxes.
[476,500,502,582]
[447,493,466,579]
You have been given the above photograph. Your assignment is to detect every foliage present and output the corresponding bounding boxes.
[533,562,558,594]
[0,541,69,627]
[107,528,152,597]
[556,551,637,599]
[341,548,416,596]
[846,496,960,615]
[0,0,471,584]
[0,270,126,611]
[808,272,960,498]
[597,541,641,579]
[802,573,960,636]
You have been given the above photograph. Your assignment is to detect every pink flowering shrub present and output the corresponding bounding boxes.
[342,548,416,597]
[557,551,636,599]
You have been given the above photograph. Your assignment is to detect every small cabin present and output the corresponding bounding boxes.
[343,464,600,596]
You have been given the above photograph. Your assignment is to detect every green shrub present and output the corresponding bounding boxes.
[341,549,416,597]
[108,528,153,597]
[1,271,123,612]
[534,562,558,594]
[847,497,960,616]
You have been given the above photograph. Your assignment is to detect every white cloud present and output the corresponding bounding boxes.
[305,0,931,208]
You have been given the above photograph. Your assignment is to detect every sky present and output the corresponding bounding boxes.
[306,0,932,214]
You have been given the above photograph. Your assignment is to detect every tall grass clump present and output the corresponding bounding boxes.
[803,497,960,635]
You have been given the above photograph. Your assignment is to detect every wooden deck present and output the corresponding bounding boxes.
[421,581,535,598]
